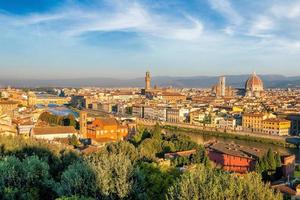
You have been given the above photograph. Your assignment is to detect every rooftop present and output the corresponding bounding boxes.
[207,142,266,159]
[32,126,77,135]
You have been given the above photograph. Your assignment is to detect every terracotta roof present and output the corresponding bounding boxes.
[263,118,290,123]
[207,142,265,159]
[0,100,18,105]
[80,146,101,155]
[245,72,264,90]
[161,92,185,97]
[18,121,35,126]
[92,118,119,127]
[32,126,77,135]
[243,113,265,117]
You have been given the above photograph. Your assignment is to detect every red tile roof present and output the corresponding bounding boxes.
[33,126,77,135]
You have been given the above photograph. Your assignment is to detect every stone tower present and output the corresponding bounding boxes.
[79,111,87,138]
[219,76,226,97]
[145,71,151,90]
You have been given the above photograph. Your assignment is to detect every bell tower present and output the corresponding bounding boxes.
[145,71,151,90]
[79,111,87,138]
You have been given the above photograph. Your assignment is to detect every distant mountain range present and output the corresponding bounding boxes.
[1,74,300,88]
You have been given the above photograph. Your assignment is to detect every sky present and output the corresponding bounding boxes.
[1,0,300,79]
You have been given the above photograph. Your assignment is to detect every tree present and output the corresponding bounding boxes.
[139,138,162,161]
[190,147,210,166]
[132,162,180,200]
[65,114,76,128]
[166,165,282,200]
[275,154,282,168]
[266,149,276,171]
[57,162,97,198]
[255,157,263,174]
[56,196,94,200]
[88,151,134,199]
[152,123,162,139]
[167,134,198,152]
[130,128,151,146]
[0,156,54,200]
[69,135,80,148]
[161,141,176,154]
[105,142,139,163]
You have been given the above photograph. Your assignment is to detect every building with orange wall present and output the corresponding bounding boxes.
[207,142,258,173]
[206,142,295,176]
[86,118,128,142]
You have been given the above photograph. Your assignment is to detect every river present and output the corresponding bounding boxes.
[41,105,79,118]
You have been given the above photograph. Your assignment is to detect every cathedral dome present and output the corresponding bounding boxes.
[245,72,263,92]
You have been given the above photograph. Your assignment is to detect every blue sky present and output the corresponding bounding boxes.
[1,0,300,79]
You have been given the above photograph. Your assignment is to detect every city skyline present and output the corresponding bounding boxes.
[1,0,300,79]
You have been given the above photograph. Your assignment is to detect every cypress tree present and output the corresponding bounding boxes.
[275,154,282,168]
[255,158,263,173]
[267,149,276,171]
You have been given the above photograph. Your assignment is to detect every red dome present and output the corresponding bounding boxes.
[245,72,263,92]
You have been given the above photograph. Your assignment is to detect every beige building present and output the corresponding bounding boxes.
[0,100,19,117]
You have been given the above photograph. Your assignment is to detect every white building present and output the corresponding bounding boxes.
[31,126,77,140]
[132,105,143,118]
[218,118,236,130]
[166,108,189,123]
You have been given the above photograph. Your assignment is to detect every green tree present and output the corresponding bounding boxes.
[105,142,139,163]
[130,128,151,146]
[68,135,80,148]
[275,154,282,168]
[267,149,276,171]
[132,162,180,200]
[161,141,176,154]
[56,196,94,200]
[166,165,282,200]
[88,151,134,199]
[0,156,54,200]
[152,123,162,139]
[57,162,97,198]
[139,138,162,161]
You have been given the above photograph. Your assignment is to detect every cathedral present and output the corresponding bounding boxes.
[245,72,264,98]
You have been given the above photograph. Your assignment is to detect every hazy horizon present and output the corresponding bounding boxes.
[0,73,299,81]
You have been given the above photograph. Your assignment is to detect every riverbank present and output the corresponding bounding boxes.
[162,125,296,148]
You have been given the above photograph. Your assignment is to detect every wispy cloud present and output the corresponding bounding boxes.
[0,1,203,41]
[271,2,300,19]
[208,0,242,25]
[248,16,275,38]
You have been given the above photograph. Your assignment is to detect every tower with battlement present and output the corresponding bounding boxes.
[145,71,151,90]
